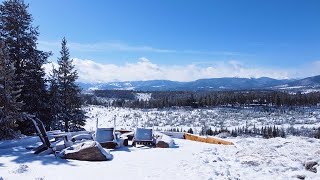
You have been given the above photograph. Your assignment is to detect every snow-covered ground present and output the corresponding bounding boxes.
[135,93,152,101]
[1,105,320,179]
[1,136,319,179]
[84,105,320,133]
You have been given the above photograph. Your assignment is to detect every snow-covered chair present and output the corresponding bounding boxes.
[132,127,155,147]
[29,117,94,155]
[95,127,120,149]
[30,117,72,156]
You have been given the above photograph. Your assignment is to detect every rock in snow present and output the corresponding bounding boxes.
[156,140,169,148]
[296,174,306,179]
[60,141,112,161]
[304,161,318,173]
[154,132,175,148]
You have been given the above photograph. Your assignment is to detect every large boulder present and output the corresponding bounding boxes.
[60,141,112,161]
[154,132,175,148]
[156,140,170,148]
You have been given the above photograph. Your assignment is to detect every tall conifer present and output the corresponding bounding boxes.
[0,41,22,139]
[57,37,85,131]
[0,0,51,134]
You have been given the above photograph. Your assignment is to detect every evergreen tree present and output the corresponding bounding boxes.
[57,37,85,131]
[200,126,206,135]
[48,66,61,130]
[262,127,268,138]
[314,127,320,139]
[268,126,273,138]
[206,127,213,136]
[0,0,51,134]
[187,128,193,134]
[253,124,257,135]
[272,125,277,137]
[0,40,22,139]
[231,128,238,137]
[280,128,286,138]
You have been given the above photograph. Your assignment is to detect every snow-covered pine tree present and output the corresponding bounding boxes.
[48,66,62,130]
[0,0,51,134]
[0,40,23,139]
[57,37,85,132]
[21,48,51,131]
[187,128,193,134]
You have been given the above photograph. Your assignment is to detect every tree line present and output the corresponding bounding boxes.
[176,125,320,139]
[0,0,85,139]
[84,90,320,109]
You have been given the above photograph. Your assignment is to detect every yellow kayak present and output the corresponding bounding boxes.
[184,133,234,145]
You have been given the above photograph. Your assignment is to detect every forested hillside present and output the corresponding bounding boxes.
[83,90,320,109]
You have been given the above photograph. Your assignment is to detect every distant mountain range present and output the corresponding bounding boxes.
[78,75,320,92]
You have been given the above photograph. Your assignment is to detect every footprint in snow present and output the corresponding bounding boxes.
[10,164,29,174]
[202,158,210,164]
[35,177,45,180]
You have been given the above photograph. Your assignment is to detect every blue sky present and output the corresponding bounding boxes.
[22,0,320,82]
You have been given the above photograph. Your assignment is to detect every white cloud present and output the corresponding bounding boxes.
[43,62,57,77]
[43,58,320,83]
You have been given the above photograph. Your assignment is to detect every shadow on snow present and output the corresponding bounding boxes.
[0,136,76,166]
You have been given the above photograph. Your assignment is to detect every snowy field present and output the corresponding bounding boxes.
[1,136,320,179]
[1,105,320,180]
[84,105,320,133]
